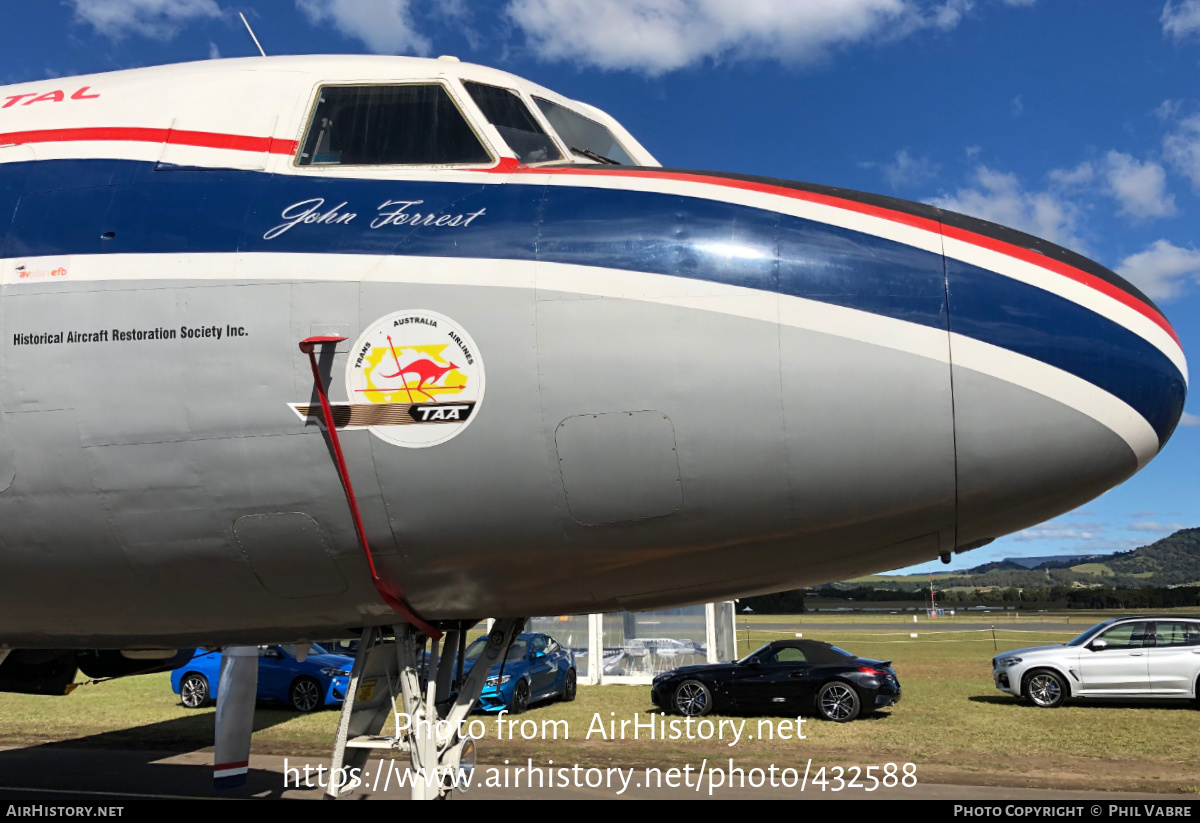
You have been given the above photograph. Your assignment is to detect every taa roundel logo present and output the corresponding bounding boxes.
[345,310,485,448]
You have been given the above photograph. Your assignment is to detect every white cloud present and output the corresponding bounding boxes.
[931,0,974,30]
[1048,160,1095,186]
[1102,151,1176,219]
[1162,0,1200,40]
[296,0,430,55]
[1180,412,1200,426]
[505,0,977,75]
[68,0,220,40]
[1164,113,1200,189]
[869,149,940,189]
[1128,520,1185,532]
[930,165,1085,249]
[1048,154,1174,220]
[1156,99,1182,122]
[1012,521,1101,542]
[208,40,221,59]
[1115,238,1200,301]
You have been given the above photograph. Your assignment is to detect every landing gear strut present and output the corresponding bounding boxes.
[325,618,525,800]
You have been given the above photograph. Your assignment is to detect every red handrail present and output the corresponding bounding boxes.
[299,337,441,641]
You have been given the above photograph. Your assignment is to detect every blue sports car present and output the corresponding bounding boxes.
[170,644,353,712]
[463,632,576,713]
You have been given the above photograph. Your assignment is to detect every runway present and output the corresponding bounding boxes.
[0,746,1177,801]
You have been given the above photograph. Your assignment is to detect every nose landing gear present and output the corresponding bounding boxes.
[326,618,526,800]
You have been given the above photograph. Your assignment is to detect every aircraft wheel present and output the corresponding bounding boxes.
[180,673,209,709]
[289,677,323,713]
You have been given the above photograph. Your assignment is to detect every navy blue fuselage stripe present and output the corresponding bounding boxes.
[948,261,1185,447]
[626,166,1162,315]
[537,185,950,330]
[0,158,1183,444]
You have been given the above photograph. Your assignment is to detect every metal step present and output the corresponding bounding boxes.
[345,734,410,751]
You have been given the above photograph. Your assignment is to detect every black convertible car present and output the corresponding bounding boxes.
[650,639,901,722]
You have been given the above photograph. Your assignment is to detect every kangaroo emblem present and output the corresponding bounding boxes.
[381,358,460,400]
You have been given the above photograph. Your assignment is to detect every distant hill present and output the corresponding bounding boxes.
[1004,553,1112,570]
[957,559,1029,574]
[1102,528,1200,586]
[846,528,1200,590]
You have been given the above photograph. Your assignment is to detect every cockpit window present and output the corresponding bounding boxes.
[463,81,562,164]
[532,97,635,166]
[297,84,491,167]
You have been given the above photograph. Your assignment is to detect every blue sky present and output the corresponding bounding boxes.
[5,0,1199,575]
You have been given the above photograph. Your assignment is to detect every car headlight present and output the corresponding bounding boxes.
[321,667,349,677]
[997,657,1023,667]
[484,675,512,687]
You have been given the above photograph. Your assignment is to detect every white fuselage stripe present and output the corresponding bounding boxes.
[0,251,1157,460]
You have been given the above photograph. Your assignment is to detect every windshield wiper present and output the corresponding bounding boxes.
[570,146,621,165]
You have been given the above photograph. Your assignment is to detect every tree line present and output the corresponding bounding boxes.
[741,585,1200,613]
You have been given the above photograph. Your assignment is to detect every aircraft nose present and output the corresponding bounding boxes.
[942,225,1188,550]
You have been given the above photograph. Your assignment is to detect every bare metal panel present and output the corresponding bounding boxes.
[555,410,682,525]
[234,512,348,598]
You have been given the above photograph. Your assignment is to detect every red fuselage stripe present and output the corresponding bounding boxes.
[0,126,298,155]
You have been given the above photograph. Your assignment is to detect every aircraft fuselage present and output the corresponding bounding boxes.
[0,56,1185,648]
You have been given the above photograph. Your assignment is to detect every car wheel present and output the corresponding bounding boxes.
[561,668,577,702]
[179,673,209,709]
[1024,669,1067,709]
[816,681,861,722]
[673,680,713,717]
[289,677,323,713]
[510,679,530,714]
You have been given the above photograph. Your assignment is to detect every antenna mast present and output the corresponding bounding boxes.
[239,12,266,57]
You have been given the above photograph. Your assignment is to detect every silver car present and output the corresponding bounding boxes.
[992,617,1200,708]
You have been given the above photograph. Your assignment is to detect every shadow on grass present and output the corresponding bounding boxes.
[969,694,1200,711]
[0,711,313,799]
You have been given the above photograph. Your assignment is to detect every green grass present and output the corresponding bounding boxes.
[1071,563,1115,576]
[1,617,1198,793]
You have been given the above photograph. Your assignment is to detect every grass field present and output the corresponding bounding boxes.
[1071,563,1115,576]
[1,615,1198,794]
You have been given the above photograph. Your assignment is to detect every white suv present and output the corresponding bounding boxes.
[992,617,1200,708]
